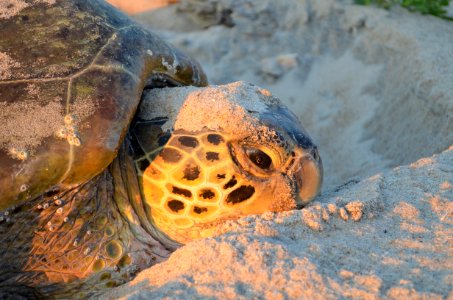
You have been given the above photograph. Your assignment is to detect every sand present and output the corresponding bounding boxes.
[140,82,277,136]
[104,145,453,299]
[0,52,20,80]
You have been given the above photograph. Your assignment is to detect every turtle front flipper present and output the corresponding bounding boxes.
[141,32,208,88]
[58,24,208,190]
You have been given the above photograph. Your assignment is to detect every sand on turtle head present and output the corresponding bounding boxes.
[0,98,65,156]
[0,52,21,80]
[0,91,97,157]
[140,81,279,144]
[0,0,56,20]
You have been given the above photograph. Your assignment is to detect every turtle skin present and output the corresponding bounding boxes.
[0,0,206,297]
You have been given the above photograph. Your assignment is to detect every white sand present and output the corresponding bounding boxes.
[104,0,453,298]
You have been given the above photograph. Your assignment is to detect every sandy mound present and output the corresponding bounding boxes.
[103,0,452,298]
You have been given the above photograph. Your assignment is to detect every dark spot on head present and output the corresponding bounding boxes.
[223,176,237,189]
[183,164,200,181]
[172,186,192,198]
[168,200,185,213]
[136,158,150,171]
[193,206,208,214]
[206,152,219,161]
[207,134,224,145]
[178,136,199,148]
[160,148,182,163]
[226,186,255,204]
[217,174,226,179]
[21,15,29,22]
[200,189,215,200]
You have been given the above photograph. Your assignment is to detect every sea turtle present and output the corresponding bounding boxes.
[0,0,322,298]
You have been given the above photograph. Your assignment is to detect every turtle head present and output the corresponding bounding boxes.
[130,82,322,244]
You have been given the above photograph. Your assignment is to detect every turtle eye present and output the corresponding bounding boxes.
[245,147,273,170]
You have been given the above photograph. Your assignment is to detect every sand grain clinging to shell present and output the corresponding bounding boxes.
[0,52,20,80]
[0,0,56,20]
[0,98,65,155]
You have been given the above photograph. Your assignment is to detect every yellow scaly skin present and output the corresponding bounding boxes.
[137,130,316,244]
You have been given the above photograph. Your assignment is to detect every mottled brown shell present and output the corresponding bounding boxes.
[0,0,207,210]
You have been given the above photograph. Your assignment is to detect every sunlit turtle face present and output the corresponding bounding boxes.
[130,82,323,244]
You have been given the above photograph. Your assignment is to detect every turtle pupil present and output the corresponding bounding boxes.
[246,148,272,170]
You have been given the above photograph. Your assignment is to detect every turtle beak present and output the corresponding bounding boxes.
[292,147,323,207]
